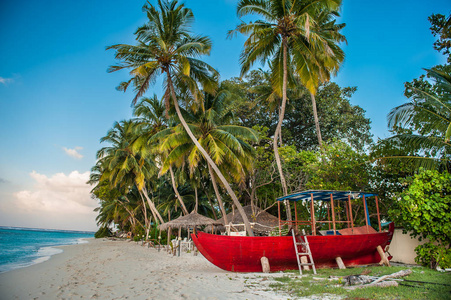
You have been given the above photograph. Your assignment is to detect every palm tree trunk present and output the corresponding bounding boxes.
[139,191,157,224]
[207,163,228,225]
[273,38,292,221]
[166,71,254,236]
[141,186,164,224]
[120,197,138,232]
[139,192,150,240]
[169,166,189,215]
[310,92,323,150]
[194,186,198,213]
[204,189,218,220]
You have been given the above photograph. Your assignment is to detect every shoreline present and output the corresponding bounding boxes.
[0,238,291,299]
[0,238,92,275]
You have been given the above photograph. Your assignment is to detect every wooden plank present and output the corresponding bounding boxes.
[335,256,346,269]
[377,245,391,266]
[261,256,270,273]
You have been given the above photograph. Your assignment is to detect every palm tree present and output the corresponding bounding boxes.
[305,9,346,148]
[153,90,258,225]
[107,0,255,235]
[133,95,189,215]
[96,120,164,224]
[382,68,451,170]
[231,0,344,219]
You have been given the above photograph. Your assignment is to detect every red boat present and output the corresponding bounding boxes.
[192,190,394,272]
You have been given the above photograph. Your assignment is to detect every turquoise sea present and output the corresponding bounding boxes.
[0,226,94,273]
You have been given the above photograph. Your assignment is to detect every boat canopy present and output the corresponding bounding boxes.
[276,190,378,202]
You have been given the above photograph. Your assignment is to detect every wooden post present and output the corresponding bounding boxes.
[327,202,331,230]
[278,201,281,236]
[375,196,381,232]
[344,200,350,228]
[167,210,172,252]
[261,257,270,273]
[330,194,336,235]
[348,195,354,232]
[335,257,346,269]
[167,227,172,252]
[363,195,369,233]
[377,245,391,267]
[294,201,298,234]
[177,238,181,257]
[310,194,316,235]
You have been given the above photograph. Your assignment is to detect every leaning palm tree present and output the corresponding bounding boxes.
[381,68,451,170]
[231,0,344,219]
[153,90,258,225]
[107,0,255,235]
[133,95,189,215]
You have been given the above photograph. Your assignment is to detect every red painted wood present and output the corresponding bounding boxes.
[192,223,395,273]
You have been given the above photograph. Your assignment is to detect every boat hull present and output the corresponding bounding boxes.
[192,223,394,272]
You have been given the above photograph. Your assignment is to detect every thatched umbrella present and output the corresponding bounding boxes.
[217,205,279,235]
[158,211,222,231]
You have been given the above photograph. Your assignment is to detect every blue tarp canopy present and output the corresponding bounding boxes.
[276,190,378,202]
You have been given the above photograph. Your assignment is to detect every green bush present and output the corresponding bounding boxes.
[389,169,451,269]
[415,242,451,269]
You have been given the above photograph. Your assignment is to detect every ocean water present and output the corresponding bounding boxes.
[0,226,94,273]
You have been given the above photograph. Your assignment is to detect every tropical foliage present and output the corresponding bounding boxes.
[389,169,451,269]
[90,0,449,271]
[378,69,451,170]
[230,0,346,207]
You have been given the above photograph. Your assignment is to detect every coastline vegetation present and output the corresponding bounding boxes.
[89,0,450,270]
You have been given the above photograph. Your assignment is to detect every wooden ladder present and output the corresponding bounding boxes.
[292,229,317,275]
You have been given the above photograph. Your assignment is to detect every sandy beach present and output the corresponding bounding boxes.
[0,238,294,300]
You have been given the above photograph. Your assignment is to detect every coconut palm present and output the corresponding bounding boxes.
[153,90,258,224]
[107,0,255,235]
[133,95,189,215]
[96,120,164,224]
[231,0,345,210]
[383,68,451,170]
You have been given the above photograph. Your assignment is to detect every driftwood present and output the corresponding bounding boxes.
[346,275,373,286]
[346,281,398,290]
[345,269,412,290]
[371,269,412,284]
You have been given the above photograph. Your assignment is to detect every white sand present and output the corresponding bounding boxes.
[0,238,294,299]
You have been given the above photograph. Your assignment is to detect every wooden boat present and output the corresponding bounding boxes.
[192,190,394,272]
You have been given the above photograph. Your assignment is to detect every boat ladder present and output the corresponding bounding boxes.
[292,229,317,275]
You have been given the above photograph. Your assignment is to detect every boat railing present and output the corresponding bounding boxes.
[277,191,383,236]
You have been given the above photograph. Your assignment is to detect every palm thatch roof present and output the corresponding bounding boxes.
[158,211,222,231]
[217,205,279,233]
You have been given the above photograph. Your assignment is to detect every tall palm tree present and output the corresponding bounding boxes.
[231,0,344,217]
[382,68,451,170]
[107,0,255,235]
[153,90,258,224]
[305,9,346,148]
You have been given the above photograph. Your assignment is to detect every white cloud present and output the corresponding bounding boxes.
[0,170,98,231]
[0,77,14,85]
[63,146,84,159]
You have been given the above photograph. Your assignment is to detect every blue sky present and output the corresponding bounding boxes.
[0,0,449,231]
